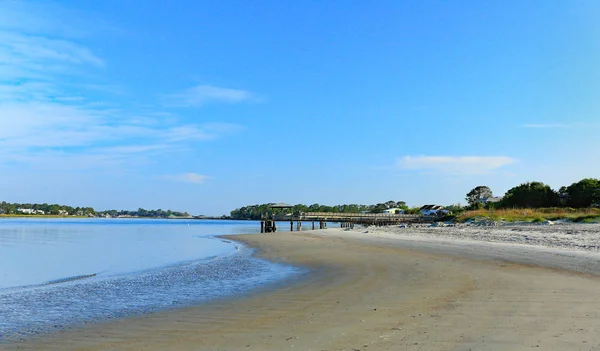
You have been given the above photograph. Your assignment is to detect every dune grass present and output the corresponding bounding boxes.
[457,208,600,223]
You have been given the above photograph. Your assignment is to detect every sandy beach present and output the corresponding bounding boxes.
[5,226,600,351]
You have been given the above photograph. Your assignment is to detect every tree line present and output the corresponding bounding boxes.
[100,208,191,218]
[230,201,411,220]
[466,178,600,209]
[0,201,96,216]
[0,201,191,218]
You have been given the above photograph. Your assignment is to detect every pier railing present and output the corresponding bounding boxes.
[266,212,433,223]
[301,212,422,220]
[260,211,434,232]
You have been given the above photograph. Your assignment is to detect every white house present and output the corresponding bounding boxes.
[420,205,449,216]
[17,208,45,215]
[383,208,404,214]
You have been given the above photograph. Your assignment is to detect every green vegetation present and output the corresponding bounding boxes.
[230,201,409,220]
[99,208,191,218]
[502,182,559,208]
[0,201,192,218]
[561,178,600,208]
[465,186,493,207]
[457,208,600,223]
[0,201,96,216]
[466,178,600,212]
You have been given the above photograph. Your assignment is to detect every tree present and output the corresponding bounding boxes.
[384,200,397,209]
[564,178,600,208]
[466,186,493,207]
[369,203,387,213]
[307,203,321,212]
[501,182,559,208]
[48,204,60,215]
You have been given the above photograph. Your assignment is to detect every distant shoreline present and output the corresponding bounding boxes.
[0,215,241,220]
[0,214,89,219]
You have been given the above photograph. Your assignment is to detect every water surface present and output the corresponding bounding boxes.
[0,218,303,341]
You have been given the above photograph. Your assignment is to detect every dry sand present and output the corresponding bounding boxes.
[5,227,600,351]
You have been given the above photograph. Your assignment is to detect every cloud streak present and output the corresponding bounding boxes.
[0,30,104,67]
[522,123,600,129]
[0,2,246,173]
[165,84,254,107]
[522,123,570,129]
[0,101,243,169]
[398,155,517,175]
[161,173,210,184]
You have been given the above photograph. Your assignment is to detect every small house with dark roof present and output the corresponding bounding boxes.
[477,197,503,205]
[419,205,449,216]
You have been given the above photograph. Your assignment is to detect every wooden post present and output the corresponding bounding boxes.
[290,220,294,232]
[312,221,315,230]
[261,221,265,233]
[297,221,301,231]
[273,221,277,232]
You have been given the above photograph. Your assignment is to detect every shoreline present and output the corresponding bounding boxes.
[0,236,303,344]
[5,227,600,350]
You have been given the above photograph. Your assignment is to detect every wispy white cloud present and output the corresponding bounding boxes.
[0,30,104,67]
[0,2,245,173]
[165,84,254,107]
[164,123,244,142]
[0,101,243,168]
[0,0,123,38]
[522,123,570,129]
[398,155,517,175]
[521,122,600,129]
[161,173,210,184]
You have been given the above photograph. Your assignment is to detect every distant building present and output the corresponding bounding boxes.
[17,208,45,215]
[477,197,503,205]
[382,208,404,214]
[58,210,69,216]
[419,205,449,216]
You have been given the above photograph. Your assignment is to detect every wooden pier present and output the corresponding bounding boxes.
[260,211,434,233]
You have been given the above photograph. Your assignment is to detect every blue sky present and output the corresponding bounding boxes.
[0,1,599,215]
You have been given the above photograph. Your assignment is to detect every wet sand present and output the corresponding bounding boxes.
[5,228,600,350]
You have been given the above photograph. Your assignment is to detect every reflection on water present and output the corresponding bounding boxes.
[0,218,304,341]
[0,218,259,289]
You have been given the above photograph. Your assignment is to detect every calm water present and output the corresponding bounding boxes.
[0,218,305,341]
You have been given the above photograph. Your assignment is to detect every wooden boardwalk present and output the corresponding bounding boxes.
[260,212,434,232]
[297,212,431,223]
